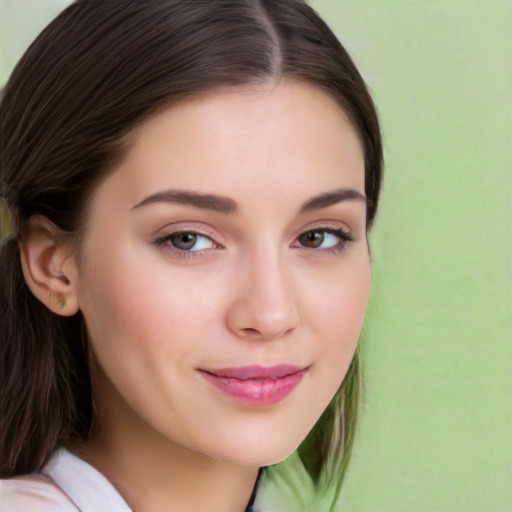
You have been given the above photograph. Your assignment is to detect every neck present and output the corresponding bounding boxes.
[73,367,260,512]
[75,437,260,512]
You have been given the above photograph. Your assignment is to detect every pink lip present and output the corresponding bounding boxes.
[198,364,307,406]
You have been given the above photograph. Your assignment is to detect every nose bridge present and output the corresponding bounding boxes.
[226,242,300,340]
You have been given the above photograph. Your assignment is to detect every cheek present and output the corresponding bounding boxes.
[77,239,225,377]
[305,253,371,379]
[76,248,221,430]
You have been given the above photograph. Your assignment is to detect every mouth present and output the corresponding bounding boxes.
[197,364,308,406]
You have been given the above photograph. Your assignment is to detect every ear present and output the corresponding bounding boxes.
[19,215,79,316]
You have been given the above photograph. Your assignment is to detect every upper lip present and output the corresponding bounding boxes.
[200,364,307,380]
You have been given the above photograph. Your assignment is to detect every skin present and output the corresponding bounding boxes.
[22,81,370,512]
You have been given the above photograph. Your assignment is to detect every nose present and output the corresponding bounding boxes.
[225,249,300,341]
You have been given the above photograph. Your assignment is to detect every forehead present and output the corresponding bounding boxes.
[92,81,365,212]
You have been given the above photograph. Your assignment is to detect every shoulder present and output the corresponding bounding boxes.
[0,474,78,512]
[0,448,130,512]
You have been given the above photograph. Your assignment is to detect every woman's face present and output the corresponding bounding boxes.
[75,81,370,467]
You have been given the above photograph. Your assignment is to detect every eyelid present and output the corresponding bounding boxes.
[295,220,354,239]
[152,222,221,242]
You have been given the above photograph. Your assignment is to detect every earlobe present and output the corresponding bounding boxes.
[19,215,79,316]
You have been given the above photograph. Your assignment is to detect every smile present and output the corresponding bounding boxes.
[198,364,308,406]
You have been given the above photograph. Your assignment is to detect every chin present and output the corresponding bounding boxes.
[200,431,306,468]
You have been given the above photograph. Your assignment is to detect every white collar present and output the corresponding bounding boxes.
[42,448,131,512]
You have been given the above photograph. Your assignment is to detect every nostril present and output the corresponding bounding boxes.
[240,325,296,341]
[242,328,261,336]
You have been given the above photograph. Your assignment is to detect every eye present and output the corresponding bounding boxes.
[155,231,216,252]
[295,228,352,250]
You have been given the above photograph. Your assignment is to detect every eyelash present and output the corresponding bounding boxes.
[153,227,353,258]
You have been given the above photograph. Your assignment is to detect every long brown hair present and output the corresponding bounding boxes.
[0,0,382,497]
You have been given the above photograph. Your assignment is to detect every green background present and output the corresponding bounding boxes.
[1,1,510,511]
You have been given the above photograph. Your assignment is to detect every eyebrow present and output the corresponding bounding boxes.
[298,188,366,213]
[132,187,366,215]
[132,190,239,214]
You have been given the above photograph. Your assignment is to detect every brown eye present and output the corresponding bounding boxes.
[295,228,352,251]
[298,230,325,248]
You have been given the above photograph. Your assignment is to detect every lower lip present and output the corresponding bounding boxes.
[199,370,306,406]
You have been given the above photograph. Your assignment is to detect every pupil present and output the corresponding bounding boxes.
[172,232,197,250]
[301,231,324,248]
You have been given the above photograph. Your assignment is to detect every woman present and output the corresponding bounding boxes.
[0,1,383,510]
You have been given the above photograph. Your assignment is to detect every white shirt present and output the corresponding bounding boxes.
[0,448,130,511]
[0,449,328,511]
